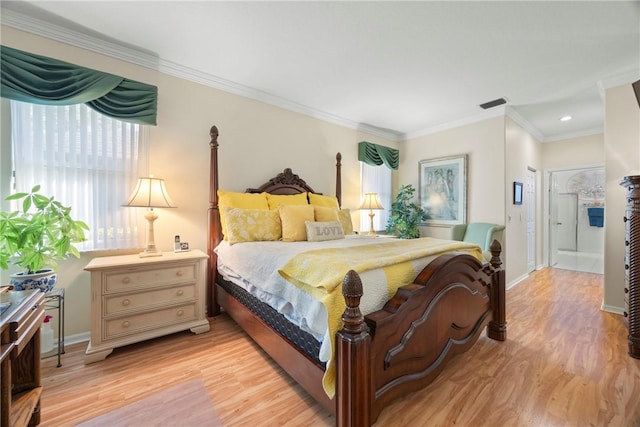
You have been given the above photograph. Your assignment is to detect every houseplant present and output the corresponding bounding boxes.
[0,185,89,292]
[385,184,427,239]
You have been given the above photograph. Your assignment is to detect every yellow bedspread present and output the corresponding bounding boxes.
[278,237,483,397]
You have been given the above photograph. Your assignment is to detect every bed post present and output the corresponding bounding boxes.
[487,240,507,341]
[336,270,372,427]
[208,125,222,317]
[336,152,342,207]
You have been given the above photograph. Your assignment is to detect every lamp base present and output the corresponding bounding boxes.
[139,209,163,257]
[139,249,163,258]
[367,211,377,236]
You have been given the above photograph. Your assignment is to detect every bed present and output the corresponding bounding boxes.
[206,125,506,426]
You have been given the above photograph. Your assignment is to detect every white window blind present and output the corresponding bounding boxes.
[10,100,146,251]
[360,162,391,233]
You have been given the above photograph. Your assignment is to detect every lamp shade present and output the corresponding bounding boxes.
[124,177,176,208]
[359,193,383,210]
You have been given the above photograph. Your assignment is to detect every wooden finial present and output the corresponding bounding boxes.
[489,239,502,269]
[209,125,219,147]
[341,270,365,334]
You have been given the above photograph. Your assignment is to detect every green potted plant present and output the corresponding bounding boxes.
[385,184,427,239]
[0,185,89,292]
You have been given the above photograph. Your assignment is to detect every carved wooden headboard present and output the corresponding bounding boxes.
[206,124,342,315]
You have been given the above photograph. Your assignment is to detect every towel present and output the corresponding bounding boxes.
[587,207,604,227]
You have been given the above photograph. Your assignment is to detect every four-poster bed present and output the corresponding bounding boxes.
[206,125,506,426]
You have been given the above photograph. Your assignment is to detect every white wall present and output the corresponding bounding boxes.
[542,134,604,170]
[400,117,512,273]
[505,117,544,282]
[0,26,396,338]
[603,83,640,313]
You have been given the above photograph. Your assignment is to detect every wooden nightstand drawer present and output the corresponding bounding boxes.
[104,264,197,293]
[104,284,196,315]
[104,303,197,340]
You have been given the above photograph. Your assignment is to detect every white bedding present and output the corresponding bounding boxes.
[215,235,454,363]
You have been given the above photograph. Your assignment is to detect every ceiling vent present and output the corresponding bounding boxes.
[479,98,507,110]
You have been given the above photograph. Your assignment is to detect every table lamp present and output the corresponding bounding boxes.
[360,192,383,236]
[124,176,176,257]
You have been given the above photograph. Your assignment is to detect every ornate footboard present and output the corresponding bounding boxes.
[206,125,506,427]
[336,242,506,426]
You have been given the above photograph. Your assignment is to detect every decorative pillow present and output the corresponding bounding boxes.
[338,208,355,235]
[266,192,309,210]
[314,206,339,222]
[279,204,315,242]
[222,207,282,245]
[305,221,345,242]
[308,193,340,209]
[218,191,269,240]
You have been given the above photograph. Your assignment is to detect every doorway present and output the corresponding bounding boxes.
[548,167,604,274]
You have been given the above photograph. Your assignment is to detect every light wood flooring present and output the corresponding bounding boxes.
[40,268,640,426]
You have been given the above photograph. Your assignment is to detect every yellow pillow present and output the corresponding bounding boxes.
[305,221,345,242]
[308,193,339,209]
[279,204,315,242]
[266,192,309,210]
[338,208,355,235]
[218,191,269,240]
[314,206,339,222]
[222,207,282,245]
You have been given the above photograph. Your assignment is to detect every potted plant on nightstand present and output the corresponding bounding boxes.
[0,185,89,292]
[385,184,427,239]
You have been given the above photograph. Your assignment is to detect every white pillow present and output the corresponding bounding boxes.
[305,221,345,242]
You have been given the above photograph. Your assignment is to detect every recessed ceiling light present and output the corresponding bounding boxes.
[560,115,573,122]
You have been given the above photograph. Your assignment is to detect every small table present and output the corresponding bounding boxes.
[43,287,65,367]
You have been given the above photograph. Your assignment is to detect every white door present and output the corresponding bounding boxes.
[549,172,559,266]
[526,169,536,272]
[557,193,578,251]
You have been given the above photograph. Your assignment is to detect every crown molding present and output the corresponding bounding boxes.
[598,69,640,91]
[1,8,403,142]
[504,106,546,142]
[405,106,508,140]
[542,127,603,143]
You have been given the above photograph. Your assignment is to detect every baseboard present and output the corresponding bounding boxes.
[64,331,90,346]
[601,304,624,316]
[506,273,529,290]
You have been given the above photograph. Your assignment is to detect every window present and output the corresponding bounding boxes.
[360,162,391,233]
[9,100,147,251]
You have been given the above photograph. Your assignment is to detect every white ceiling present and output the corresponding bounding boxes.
[2,1,639,142]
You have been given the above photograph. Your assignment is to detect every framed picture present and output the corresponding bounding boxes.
[513,181,523,205]
[419,154,467,226]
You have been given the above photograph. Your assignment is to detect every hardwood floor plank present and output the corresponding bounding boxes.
[40,268,640,426]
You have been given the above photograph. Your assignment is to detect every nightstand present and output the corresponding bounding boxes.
[83,249,210,364]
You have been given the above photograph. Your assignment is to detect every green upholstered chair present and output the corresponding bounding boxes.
[450,222,505,261]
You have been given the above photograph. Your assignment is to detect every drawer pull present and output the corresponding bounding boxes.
[176,270,184,277]
[122,321,130,328]
[122,299,131,306]
[122,276,131,284]
[176,289,184,297]
[177,309,184,317]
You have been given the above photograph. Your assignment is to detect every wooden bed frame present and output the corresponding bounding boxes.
[206,125,506,426]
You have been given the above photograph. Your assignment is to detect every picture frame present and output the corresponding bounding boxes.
[419,154,467,226]
[513,181,523,205]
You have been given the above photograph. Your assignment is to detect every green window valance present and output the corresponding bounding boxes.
[358,141,399,170]
[1,45,157,126]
